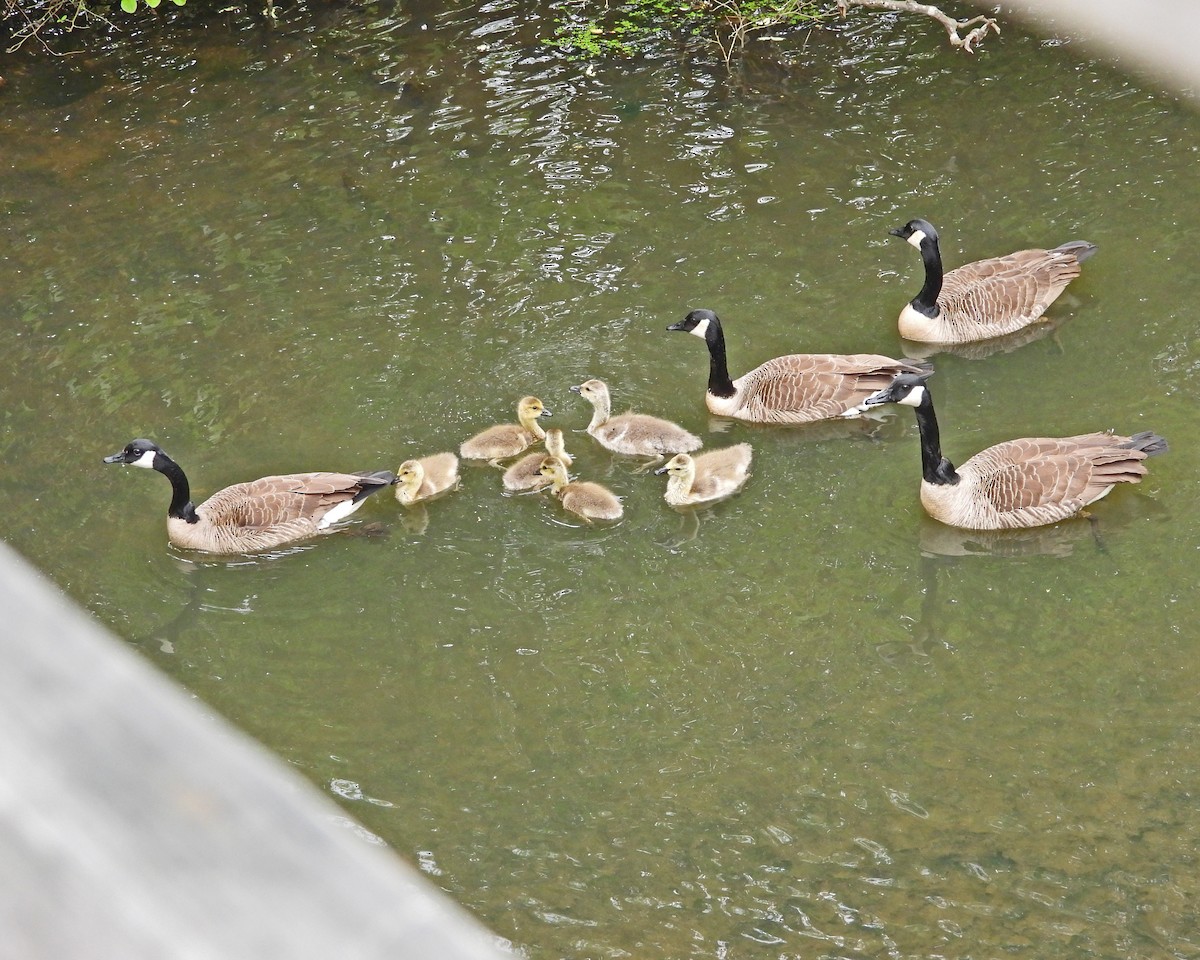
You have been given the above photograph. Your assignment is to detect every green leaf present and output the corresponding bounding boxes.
[121,0,136,10]
[146,0,161,6]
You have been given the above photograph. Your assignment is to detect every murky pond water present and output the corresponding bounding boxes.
[3,2,1199,957]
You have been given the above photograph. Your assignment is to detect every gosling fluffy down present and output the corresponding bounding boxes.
[654,444,753,506]
[460,396,552,462]
[538,455,624,522]
[503,428,572,492]
[395,452,460,505]
[571,378,701,459]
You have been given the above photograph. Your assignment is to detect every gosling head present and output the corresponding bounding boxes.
[537,455,569,482]
[654,453,694,477]
[518,396,552,420]
[569,379,609,403]
[396,460,424,484]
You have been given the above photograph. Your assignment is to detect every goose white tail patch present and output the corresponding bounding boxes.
[906,229,927,249]
[688,317,710,339]
[317,498,364,529]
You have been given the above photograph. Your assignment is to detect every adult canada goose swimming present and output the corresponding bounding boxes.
[460,396,551,463]
[891,218,1097,344]
[395,452,459,505]
[654,443,753,506]
[570,378,701,464]
[103,438,396,553]
[538,455,624,522]
[667,309,930,424]
[843,373,1167,530]
[502,427,572,492]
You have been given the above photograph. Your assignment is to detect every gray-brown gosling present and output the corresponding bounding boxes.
[667,309,930,424]
[654,443,753,506]
[538,455,624,522]
[891,218,1097,344]
[571,374,700,465]
[103,438,395,554]
[570,378,701,466]
[503,428,571,492]
[459,396,552,464]
[842,373,1167,530]
[395,452,460,505]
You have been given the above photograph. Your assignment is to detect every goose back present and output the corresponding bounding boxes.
[923,431,1164,530]
[172,471,394,552]
[725,354,930,424]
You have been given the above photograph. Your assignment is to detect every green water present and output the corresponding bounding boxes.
[3,3,1198,957]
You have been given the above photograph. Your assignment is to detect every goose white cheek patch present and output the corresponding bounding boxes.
[689,317,710,339]
[899,385,926,407]
[131,450,158,469]
[906,229,927,249]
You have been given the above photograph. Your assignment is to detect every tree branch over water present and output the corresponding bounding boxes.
[836,0,1000,53]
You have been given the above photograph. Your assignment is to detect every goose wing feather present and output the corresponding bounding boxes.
[200,472,384,529]
[736,354,927,423]
[938,248,1086,339]
[958,433,1153,527]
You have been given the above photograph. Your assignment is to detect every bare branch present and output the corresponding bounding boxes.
[836,0,1000,53]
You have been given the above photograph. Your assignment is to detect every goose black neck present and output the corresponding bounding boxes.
[911,236,944,317]
[704,322,736,398]
[912,389,959,486]
[156,453,199,523]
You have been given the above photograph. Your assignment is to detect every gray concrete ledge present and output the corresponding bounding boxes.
[0,541,507,960]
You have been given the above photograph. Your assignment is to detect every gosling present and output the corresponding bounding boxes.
[538,455,624,522]
[654,444,753,506]
[395,452,460,505]
[571,378,701,467]
[503,428,572,492]
[460,396,551,464]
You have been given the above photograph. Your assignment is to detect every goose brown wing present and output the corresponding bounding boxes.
[738,354,927,423]
[939,249,1084,337]
[200,472,381,529]
[966,434,1151,523]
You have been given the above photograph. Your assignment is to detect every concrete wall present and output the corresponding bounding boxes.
[0,542,508,960]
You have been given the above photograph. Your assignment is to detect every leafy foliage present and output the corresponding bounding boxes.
[545,0,828,64]
[2,0,185,51]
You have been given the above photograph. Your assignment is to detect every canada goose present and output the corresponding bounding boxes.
[103,438,396,553]
[843,374,1167,530]
[891,218,1097,344]
[570,378,702,466]
[502,428,572,492]
[538,456,624,521]
[667,309,930,424]
[654,443,753,506]
[395,452,459,505]
[460,396,552,463]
